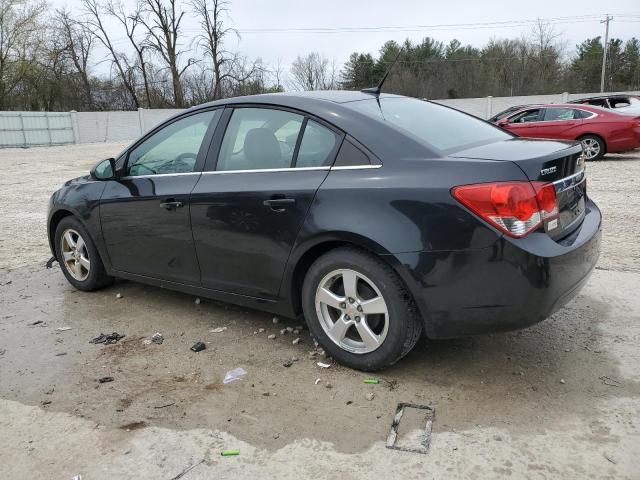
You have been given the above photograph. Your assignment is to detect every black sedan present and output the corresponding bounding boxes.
[47,91,601,371]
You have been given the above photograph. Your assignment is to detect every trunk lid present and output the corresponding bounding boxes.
[450,138,586,240]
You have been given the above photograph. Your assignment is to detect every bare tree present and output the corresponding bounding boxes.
[140,0,195,107]
[289,52,335,91]
[0,0,46,108]
[54,9,94,109]
[82,0,141,108]
[105,0,152,107]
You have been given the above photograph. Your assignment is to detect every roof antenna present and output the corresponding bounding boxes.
[361,47,402,97]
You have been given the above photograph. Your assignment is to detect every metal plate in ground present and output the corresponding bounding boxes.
[385,403,434,454]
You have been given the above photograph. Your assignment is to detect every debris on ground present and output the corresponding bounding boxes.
[599,375,622,387]
[45,256,56,269]
[384,379,399,391]
[280,329,287,335]
[71,474,82,480]
[153,402,175,409]
[317,362,331,368]
[56,326,72,332]
[326,383,333,389]
[296,325,304,331]
[116,293,123,299]
[292,338,301,345]
[273,433,280,439]
[169,459,204,480]
[90,332,125,345]
[267,334,276,339]
[194,297,201,305]
[151,333,164,345]
[283,359,293,368]
[258,328,265,333]
[98,376,114,383]
[364,378,379,384]
[365,392,375,401]
[223,367,247,384]
[29,320,44,326]
[210,327,227,333]
[293,329,300,335]
[309,351,318,358]
[190,341,206,352]
[286,327,294,333]
[272,317,279,324]
[315,378,321,385]
[41,400,52,406]
[386,403,435,454]
[560,379,566,384]
[221,450,240,456]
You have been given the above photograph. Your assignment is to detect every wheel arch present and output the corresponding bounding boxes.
[283,233,420,319]
[577,132,607,153]
[48,209,75,258]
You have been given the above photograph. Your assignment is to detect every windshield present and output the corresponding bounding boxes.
[348,97,511,153]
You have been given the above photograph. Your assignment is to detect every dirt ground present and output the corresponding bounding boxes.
[1,143,639,479]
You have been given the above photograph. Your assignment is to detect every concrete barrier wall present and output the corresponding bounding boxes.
[2,90,639,148]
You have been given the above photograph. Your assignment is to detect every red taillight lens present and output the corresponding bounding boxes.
[452,181,558,238]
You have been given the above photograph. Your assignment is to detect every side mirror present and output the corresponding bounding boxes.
[90,157,117,180]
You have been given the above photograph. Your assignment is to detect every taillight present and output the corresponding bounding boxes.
[452,181,558,238]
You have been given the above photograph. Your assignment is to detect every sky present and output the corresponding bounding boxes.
[49,0,640,78]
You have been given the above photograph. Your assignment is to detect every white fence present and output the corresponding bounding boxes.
[0,108,181,147]
[1,90,639,148]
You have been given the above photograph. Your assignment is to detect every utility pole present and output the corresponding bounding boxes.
[600,15,613,93]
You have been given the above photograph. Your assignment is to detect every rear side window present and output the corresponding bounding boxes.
[334,139,371,166]
[347,97,510,153]
[575,109,593,119]
[295,120,341,167]
[217,108,303,171]
[543,108,578,121]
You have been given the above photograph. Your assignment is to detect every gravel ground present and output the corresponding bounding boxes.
[0,143,639,479]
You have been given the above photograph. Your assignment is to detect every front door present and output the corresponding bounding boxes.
[191,107,343,299]
[100,109,220,284]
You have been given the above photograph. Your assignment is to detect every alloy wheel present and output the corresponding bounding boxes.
[581,138,601,160]
[60,228,90,281]
[314,268,389,354]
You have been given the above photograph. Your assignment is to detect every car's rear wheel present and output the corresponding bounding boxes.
[54,216,112,291]
[302,247,422,371]
[579,134,605,160]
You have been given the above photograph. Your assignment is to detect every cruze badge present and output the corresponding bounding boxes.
[540,166,557,176]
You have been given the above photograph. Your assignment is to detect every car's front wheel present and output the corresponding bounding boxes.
[54,216,112,291]
[302,247,422,371]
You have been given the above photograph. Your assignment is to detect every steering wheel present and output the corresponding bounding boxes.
[130,163,156,175]
[171,152,198,172]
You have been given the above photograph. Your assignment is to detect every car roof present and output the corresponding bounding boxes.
[569,94,639,102]
[192,91,434,160]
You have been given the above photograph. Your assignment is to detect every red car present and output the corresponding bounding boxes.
[492,104,640,160]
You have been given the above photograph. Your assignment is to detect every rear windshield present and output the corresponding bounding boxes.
[348,97,511,153]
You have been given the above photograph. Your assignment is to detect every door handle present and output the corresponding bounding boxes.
[159,199,184,210]
[263,197,296,211]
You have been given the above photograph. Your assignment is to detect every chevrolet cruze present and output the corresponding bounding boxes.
[47,91,601,370]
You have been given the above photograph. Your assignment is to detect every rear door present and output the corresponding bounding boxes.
[190,106,343,299]
[533,107,584,139]
[100,109,220,284]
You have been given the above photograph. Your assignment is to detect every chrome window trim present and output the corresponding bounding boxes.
[120,171,201,180]
[202,166,330,175]
[330,164,383,171]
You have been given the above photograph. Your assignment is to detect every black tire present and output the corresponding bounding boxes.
[301,247,422,371]
[578,134,606,160]
[54,216,113,291]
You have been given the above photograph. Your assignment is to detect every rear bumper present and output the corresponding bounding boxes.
[392,199,602,339]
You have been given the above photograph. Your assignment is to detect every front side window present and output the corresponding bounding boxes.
[348,97,510,153]
[217,108,304,171]
[509,109,542,123]
[543,108,578,121]
[295,120,341,167]
[127,110,217,176]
